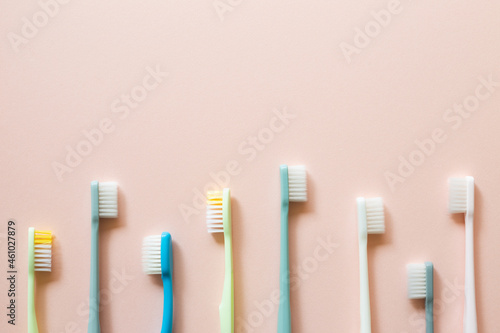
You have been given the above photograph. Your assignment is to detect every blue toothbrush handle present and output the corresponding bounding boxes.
[278,165,291,333]
[88,224,100,332]
[161,232,173,333]
[277,205,291,333]
[161,276,173,333]
[426,297,434,333]
[88,182,100,333]
[425,262,434,333]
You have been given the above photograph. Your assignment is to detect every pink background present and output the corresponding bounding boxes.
[1,0,500,332]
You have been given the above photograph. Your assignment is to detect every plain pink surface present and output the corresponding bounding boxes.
[1,0,500,332]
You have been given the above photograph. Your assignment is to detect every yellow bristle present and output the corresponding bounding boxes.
[34,230,52,244]
[34,230,52,272]
[207,191,223,202]
[206,191,224,233]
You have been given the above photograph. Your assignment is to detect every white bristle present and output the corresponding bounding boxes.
[407,263,427,299]
[34,231,52,272]
[99,182,118,218]
[288,165,307,202]
[365,197,385,234]
[142,235,162,274]
[206,191,224,233]
[449,177,468,213]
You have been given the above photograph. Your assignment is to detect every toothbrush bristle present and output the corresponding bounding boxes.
[34,230,52,272]
[288,165,307,202]
[142,235,162,274]
[366,197,385,234]
[448,177,468,213]
[99,182,118,218]
[407,263,427,299]
[206,191,224,233]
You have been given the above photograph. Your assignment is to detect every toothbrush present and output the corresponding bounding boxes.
[28,228,52,333]
[278,165,307,333]
[88,181,118,333]
[206,188,233,333]
[407,262,434,333]
[449,176,477,333]
[142,232,174,333]
[357,197,384,333]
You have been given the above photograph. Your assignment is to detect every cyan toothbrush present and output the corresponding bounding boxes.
[449,176,477,333]
[142,232,174,333]
[407,262,434,333]
[28,228,52,333]
[88,181,118,333]
[278,165,307,333]
[357,197,384,333]
[206,188,233,333]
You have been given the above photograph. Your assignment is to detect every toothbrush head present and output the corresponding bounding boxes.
[99,182,118,218]
[407,263,426,299]
[448,176,474,214]
[287,165,307,202]
[34,230,52,272]
[365,197,385,234]
[142,232,172,276]
[142,235,161,274]
[206,190,229,234]
[407,262,433,300]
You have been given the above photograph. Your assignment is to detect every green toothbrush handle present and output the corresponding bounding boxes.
[220,188,234,333]
[88,181,100,333]
[278,165,291,333]
[28,228,39,333]
[219,233,234,333]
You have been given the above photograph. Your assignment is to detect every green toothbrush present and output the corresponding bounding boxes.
[28,228,53,333]
[206,188,234,333]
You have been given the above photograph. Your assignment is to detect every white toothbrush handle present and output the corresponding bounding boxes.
[359,232,371,333]
[464,212,477,333]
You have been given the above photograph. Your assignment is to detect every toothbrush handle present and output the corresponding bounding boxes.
[88,216,100,333]
[220,224,234,333]
[28,228,38,333]
[278,203,291,333]
[88,182,100,333]
[161,276,173,333]
[28,273,38,333]
[425,262,434,333]
[464,213,477,333]
[425,298,434,333]
[358,233,371,333]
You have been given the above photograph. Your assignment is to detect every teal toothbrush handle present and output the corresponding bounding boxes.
[425,262,434,333]
[88,181,100,333]
[161,232,173,333]
[278,165,291,333]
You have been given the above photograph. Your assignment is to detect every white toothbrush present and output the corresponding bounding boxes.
[357,197,385,333]
[449,176,477,333]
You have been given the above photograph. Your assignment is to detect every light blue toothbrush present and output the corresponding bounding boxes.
[277,165,307,333]
[407,262,434,333]
[88,181,118,333]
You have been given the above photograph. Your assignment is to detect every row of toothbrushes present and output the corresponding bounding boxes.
[27,171,476,333]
